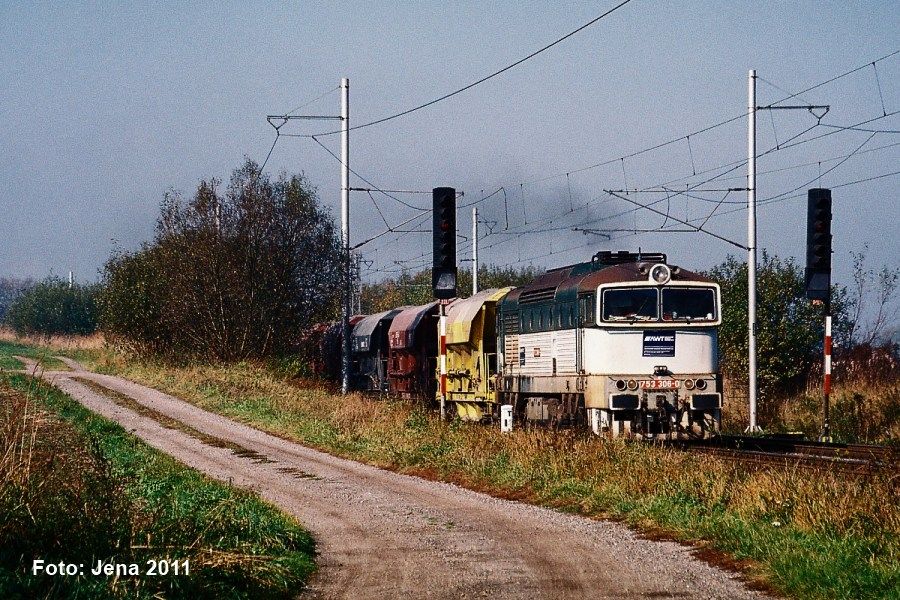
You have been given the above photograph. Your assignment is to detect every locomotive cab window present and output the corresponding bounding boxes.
[578,295,595,325]
[662,287,717,321]
[601,288,658,321]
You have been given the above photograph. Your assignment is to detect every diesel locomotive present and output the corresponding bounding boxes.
[312,250,723,438]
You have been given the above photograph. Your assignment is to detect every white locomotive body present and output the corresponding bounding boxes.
[498,251,722,438]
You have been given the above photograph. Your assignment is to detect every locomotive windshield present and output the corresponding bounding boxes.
[602,288,658,321]
[662,287,716,321]
[600,286,718,323]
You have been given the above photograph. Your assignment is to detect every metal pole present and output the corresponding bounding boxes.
[747,69,760,432]
[341,77,351,395]
[472,206,479,295]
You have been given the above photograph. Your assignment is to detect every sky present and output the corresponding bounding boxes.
[1,1,898,303]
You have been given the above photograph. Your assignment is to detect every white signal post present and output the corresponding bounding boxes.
[265,79,351,393]
[745,72,829,432]
[472,206,479,295]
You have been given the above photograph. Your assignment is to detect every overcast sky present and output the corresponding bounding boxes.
[2,1,898,297]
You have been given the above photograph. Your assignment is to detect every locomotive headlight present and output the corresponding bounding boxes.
[684,378,695,390]
[649,264,671,285]
[695,379,708,390]
[626,379,638,390]
[615,379,627,391]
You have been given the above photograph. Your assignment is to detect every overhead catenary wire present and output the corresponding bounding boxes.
[761,132,877,204]
[435,53,900,268]
[356,51,897,277]
[413,137,898,277]
[514,50,899,189]
[285,85,341,116]
[303,0,634,137]
[291,51,899,278]
[452,109,893,265]
[872,61,888,117]
[309,135,432,211]
[692,169,900,224]
[493,167,900,273]
[451,108,896,269]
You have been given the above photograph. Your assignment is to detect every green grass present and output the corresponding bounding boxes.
[0,340,69,370]
[0,373,316,599]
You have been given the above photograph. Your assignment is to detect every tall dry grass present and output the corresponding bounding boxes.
[9,345,894,598]
[0,382,136,568]
[0,325,105,352]
[0,386,40,496]
[0,376,317,598]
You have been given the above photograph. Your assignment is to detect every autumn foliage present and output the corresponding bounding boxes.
[99,160,343,360]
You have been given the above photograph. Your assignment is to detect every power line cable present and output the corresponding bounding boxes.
[694,169,900,222]
[760,132,877,204]
[459,109,894,262]
[506,167,900,270]
[285,86,341,116]
[309,135,432,210]
[306,0,634,137]
[360,52,898,275]
[872,61,888,117]
[514,50,899,188]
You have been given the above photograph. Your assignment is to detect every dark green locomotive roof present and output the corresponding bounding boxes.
[499,250,712,312]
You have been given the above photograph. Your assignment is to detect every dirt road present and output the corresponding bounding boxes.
[16,357,770,599]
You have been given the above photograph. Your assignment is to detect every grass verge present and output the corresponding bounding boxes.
[0,340,68,371]
[0,373,316,599]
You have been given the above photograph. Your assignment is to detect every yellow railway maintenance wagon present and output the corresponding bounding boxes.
[441,288,513,421]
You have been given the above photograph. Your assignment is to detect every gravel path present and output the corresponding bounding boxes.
[16,357,771,599]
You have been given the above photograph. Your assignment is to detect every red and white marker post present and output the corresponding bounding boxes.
[821,306,832,442]
[439,300,448,421]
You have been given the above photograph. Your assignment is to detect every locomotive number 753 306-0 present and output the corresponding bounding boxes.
[638,379,680,390]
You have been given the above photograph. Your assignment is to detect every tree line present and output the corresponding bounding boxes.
[4,159,897,404]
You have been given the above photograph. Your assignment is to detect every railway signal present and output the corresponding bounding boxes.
[805,188,834,442]
[432,187,457,300]
[805,188,832,301]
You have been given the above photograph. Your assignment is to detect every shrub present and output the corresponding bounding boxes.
[5,277,99,337]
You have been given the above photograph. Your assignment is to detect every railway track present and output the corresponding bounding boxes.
[674,435,899,475]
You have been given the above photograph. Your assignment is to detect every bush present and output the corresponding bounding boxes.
[5,277,99,337]
[99,159,343,361]
[706,252,849,422]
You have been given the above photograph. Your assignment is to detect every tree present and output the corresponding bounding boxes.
[100,159,343,360]
[706,252,848,418]
[98,245,170,355]
[845,246,900,348]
